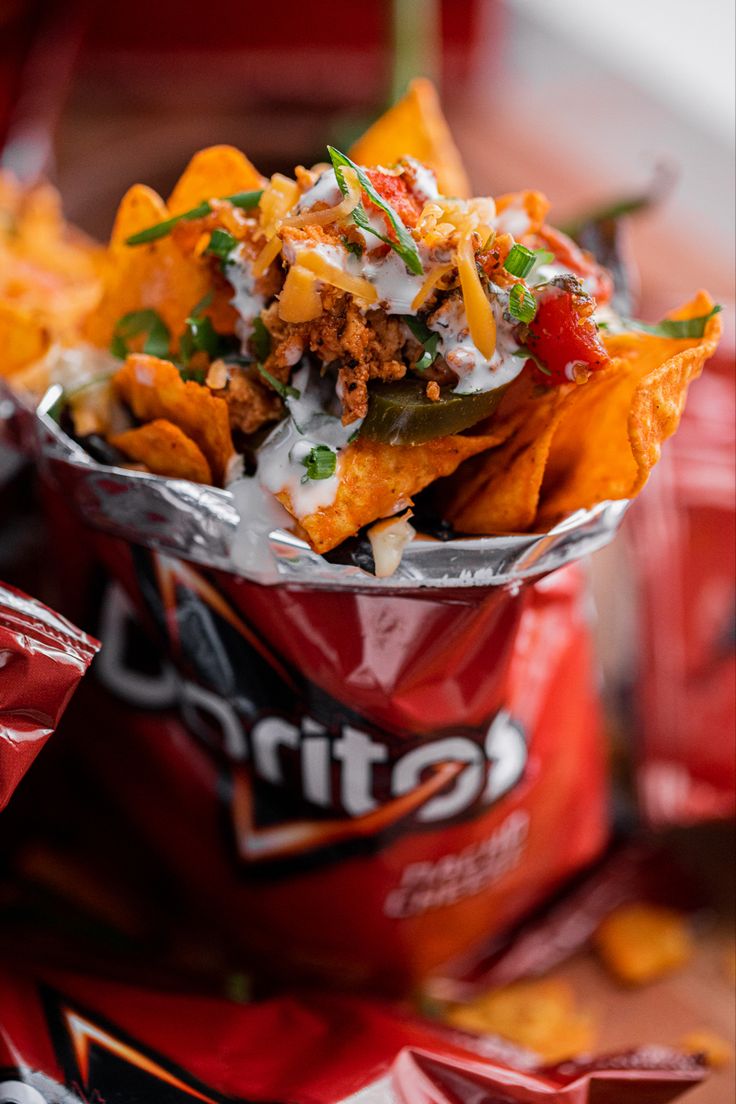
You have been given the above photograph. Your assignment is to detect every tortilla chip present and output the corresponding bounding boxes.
[0,302,49,376]
[167,145,264,215]
[349,78,470,198]
[538,291,722,522]
[85,184,209,348]
[0,173,102,357]
[444,978,596,1065]
[446,374,572,533]
[281,432,498,554]
[594,904,692,986]
[111,419,212,483]
[114,354,234,484]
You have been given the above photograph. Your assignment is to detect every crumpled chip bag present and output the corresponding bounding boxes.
[56,531,609,991]
[0,963,707,1103]
[628,356,735,825]
[0,583,99,810]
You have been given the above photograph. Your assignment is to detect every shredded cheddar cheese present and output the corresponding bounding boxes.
[252,236,282,278]
[296,251,378,304]
[284,168,362,229]
[411,263,454,311]
[456,231,496,359]
[278,264,323,323]
[259,174,300,240]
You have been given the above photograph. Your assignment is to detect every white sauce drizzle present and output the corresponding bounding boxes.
[401,157,440,204]
[295,170,342,212]
[226,246,265,347]
[229,477,293,580]
[495,198,531,238]
[428,290,524,394]
[256,363,361,518]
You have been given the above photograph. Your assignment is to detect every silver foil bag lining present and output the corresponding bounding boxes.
[35,385,630,590]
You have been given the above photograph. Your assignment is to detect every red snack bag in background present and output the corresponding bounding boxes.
[629,365,735,826]
[0,582,99,810]
[0,964,706,1103]
[73,533,609,993]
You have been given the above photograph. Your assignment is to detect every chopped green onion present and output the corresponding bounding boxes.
[327,146,423,275]
[301,444,337,482]
[344,239,364,258]
[403,315,440,369]
[256,363,301,401]
[404,315,433,342]
[251,316,272,362]
[403,315,440,372]
[504,243,536,278]
[533,249,555,266]
[125,189,263,246]
[178,291,237,370]
[178,367,207,384]
[508,283,537,324]
[512,346,550,375]
[347,427,361,444]
[206,227,238,262]
[110,309,171,360]
[624,305,722,339]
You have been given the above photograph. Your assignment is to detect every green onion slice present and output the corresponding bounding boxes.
[508,283,537,324]
[251,316,272,362]
[206,227,238,262]
[403,315,440,371]
[327,146,423,275]
[111,309,170,360]
[301,444,337,482]
[125,189,263,246]
[624,305,721,339]
[504,243,536,278]
[257,363,301,400]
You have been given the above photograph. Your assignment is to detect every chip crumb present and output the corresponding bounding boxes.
[442,977,596,1064]
[594,903,693,986]
[679,1030,732,1068]
[426,380,440,401]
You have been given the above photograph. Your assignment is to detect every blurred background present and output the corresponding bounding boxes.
[1,0,734,320]
[0,0,733,1094]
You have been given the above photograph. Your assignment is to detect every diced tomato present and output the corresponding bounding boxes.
[364,168,424,229]
[526,279,610,385]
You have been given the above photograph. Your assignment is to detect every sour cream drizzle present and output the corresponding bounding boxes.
[256,363,360,517]
[226,245,265,346]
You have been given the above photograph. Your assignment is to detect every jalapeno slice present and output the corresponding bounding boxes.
[359,380,506,445]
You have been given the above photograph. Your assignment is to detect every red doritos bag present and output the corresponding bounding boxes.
[0,582,99,810]
[0,964,706,1103]
[71,544,609,993]
[630,367,736,825]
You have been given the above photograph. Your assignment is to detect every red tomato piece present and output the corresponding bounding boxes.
[526,279,610,385]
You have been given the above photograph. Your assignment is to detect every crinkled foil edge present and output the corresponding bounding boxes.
[32,384,629,590]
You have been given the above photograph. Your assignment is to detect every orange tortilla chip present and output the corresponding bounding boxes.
[446,374,572,533]
[538,291,722,522]
[280,432,498,554]
[594,904,693,986]
[443,978,596,1064]
[167,145,264,214]
[114,354,234,485]
[349,78,470,198]
[111,419,212,483]
[0,302,49,376]
[85,184,209,348]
